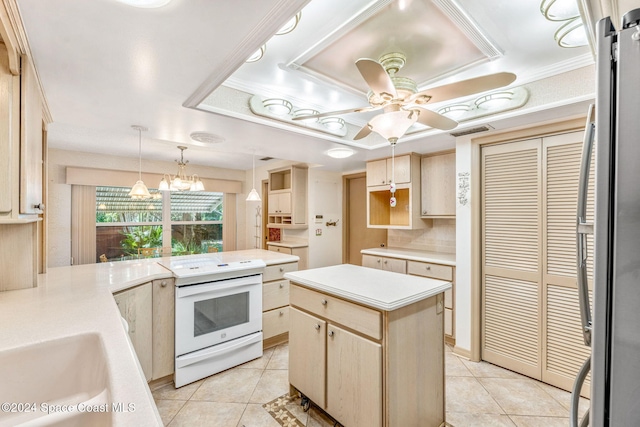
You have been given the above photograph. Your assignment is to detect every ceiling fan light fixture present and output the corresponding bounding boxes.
[321,117,345,130]
[293,109,320,122]
[438,104,470,119]
[540,0,580,21]
[369,110,418,142]
[475,91,514,110]
[275,12,301,36]
[326,147,355,159]
[263,98,293,115]
[554,17,588,48]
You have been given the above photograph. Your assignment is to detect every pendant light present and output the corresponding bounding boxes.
[246,153,261,202]
[128,125,151,199]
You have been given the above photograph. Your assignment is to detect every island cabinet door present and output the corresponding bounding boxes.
[289,307,326,408]
[326,324,382,427]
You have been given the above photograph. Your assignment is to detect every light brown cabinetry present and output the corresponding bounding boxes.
[262,261,298,348]
[289,283,444,427]
[361,254,407,274]
[267,165,307,228]
[421,151,456,218]
[267,244,308,270]
[114,282,153,381]
[367,153,425,229]
[152,278,175,380]
[407,260,456,343]
[366,155,411,186]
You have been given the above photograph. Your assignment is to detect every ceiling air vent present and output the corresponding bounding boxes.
[449,125,494,138]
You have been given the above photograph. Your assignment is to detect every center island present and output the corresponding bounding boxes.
[284,264,451,427]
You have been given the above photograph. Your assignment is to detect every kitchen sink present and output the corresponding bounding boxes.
[0,333,112,427]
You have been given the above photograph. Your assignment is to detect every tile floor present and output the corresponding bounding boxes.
[152,343,590,426]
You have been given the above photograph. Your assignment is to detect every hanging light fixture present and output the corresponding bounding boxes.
[158,146,205,192]
[128,125,151,199]
[368,108,418,143]
[246,152,261,202]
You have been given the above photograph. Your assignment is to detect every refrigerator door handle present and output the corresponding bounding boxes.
[576,103,595,347]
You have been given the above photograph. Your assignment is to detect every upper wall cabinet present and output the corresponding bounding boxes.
[421,151,456,218]
[366,153,426,230]
[267,165,308,228]
[0,46,45,221]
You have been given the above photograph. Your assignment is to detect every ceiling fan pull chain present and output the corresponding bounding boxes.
[390,143,397,208]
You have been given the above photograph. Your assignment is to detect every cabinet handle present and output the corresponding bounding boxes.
[314,324,321,331]
[384,260,388,264]
[381,180,385,184]
[161,280,167,287]
[423,210,428,215]
[279,267,284,272]
[425,266,431,271]
[328,330,334,337]
[376,259,381,263]
[279,311,284,316]
[279,283,284,288]
[34,203,45,211]
[321,299,328,306]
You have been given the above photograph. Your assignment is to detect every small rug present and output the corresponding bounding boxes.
[263,394,306,427]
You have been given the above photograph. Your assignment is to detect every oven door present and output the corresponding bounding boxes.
[175,274,262,356]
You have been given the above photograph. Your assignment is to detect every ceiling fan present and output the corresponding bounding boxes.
[292,52,516,143]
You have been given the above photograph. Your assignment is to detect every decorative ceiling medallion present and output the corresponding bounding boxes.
[190,132,225,144]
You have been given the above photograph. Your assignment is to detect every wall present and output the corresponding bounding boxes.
[387,219,456,253]
[47,148,247,268]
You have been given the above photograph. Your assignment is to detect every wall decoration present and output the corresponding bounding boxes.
[458,172,470,206]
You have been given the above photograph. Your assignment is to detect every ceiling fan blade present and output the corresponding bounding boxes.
[355,58,397,99]
[412,72,517,104]
[354,124,372,140]
[291,105,381,121]
[414,107,458,130]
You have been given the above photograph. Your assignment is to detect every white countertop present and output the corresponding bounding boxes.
[266,241,308,248]
[0,249,297,426]
[361,247,456,266]
[285,264,451,311]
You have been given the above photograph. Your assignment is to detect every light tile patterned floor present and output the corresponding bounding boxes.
[152,343,590,426]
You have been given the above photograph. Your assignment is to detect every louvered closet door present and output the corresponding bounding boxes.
[481,139,542,379]
[542,132,592,396]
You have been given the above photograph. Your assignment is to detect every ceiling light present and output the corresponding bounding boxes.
[115,0,172,8]
[368,110,418,143]
[540,0,579,21]
[320,117,345,130]
[293,109,320,122]
[263,98,293,115]
[554,17,588,48]
[438,104,471,119]
[275,12,301,35]
[246,45,265,63]
[326,147,355,159]
[474,91,514,110]
[246,153,261,202]
[128,125,151,199]
[158,146,205,192]
[190,131,224,144]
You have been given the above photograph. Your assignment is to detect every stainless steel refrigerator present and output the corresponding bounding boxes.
[573,8,640,427]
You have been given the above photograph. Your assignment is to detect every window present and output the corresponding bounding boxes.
[96,186,223,262]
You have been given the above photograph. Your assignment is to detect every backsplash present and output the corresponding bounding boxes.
[387,219,456,254]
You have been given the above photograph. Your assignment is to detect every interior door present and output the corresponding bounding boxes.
[344,174,386,265]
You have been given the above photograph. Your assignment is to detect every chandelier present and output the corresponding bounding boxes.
[158,146,205,192]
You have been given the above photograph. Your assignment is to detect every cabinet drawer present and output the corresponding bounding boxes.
[268,245,293,255]
[444,308,453,337]
[263,306,289,339]
[263,279,289,311]
[407,261,453,281]
[264,262,298,282]
[290,284,382,340]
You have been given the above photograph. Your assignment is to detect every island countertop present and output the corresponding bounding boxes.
[285,264,451,311]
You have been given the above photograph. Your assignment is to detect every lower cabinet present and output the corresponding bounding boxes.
[114,282,153,381]
[362,254,407,274]
[262,261,298,349]
[114,278,175,382]
[289,283,444,427]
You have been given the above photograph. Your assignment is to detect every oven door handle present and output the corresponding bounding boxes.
[176,333,261,369]
[176,275,261,299]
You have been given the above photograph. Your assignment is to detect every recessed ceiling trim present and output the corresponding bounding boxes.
[432,0,503,59]
[516,52,594,85]
[285,0,394,68]
[183,0,310,109]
